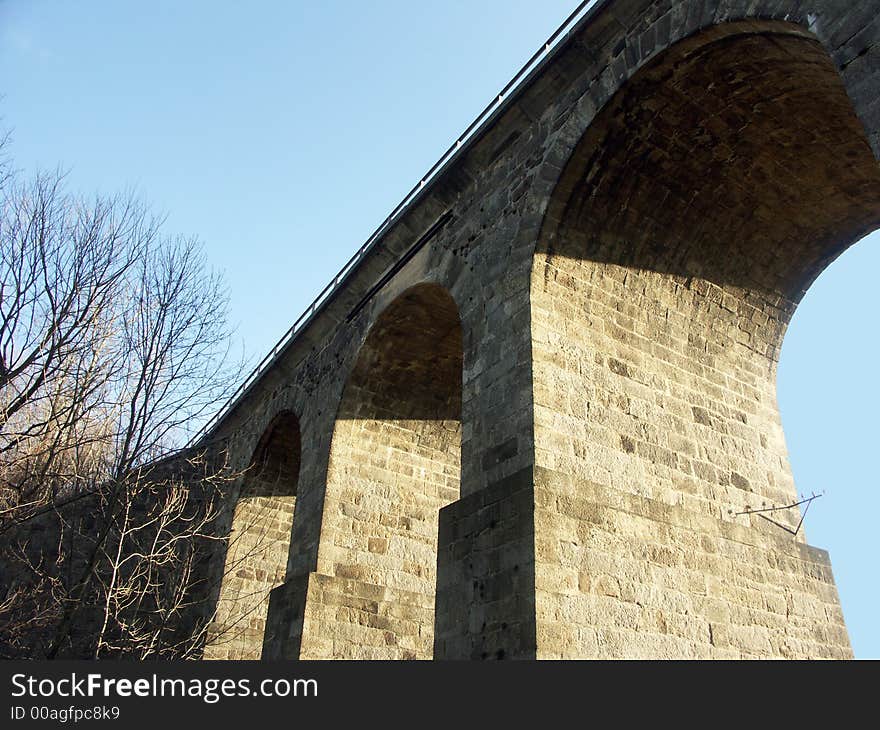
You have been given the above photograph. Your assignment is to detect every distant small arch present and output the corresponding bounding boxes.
[204,410,301,660]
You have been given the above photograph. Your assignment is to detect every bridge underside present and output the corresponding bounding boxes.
[201,1,880,660]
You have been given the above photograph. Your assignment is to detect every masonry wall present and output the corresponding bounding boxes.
[528,29,880,658]
[532,468,849,658]
[0,449,228,659]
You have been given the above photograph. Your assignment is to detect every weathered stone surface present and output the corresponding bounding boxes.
[197,0,879,660]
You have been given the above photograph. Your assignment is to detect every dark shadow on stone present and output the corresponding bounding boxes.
[336,283,463,422]
[541,31,880,352]
[247,410,301,498]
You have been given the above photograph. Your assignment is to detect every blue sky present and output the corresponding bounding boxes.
[2,0,877,658]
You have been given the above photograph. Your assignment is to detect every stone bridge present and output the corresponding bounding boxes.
[200,0,880,660]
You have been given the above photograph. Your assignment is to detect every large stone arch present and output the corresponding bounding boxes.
[204,410,301,659]
[527,17,880,658]
[302,282,463,659]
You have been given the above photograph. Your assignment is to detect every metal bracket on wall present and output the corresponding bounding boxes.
[731,492,823,536]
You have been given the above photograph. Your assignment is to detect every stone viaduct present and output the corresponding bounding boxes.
[199,0,880,660]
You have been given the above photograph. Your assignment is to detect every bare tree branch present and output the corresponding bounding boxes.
[0,132,257,659]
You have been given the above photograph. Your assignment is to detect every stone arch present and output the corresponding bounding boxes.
[534,21,880,516]
[204,410,301,659]
[528,21,880,658]
[312,282,463,659]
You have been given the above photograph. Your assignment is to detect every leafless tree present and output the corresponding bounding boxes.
[0,134,253,658]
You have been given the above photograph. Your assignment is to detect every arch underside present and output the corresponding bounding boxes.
[530,29,880,657]
[311,284,462,659]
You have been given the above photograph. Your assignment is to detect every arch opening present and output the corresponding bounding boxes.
[317,283,462,659]
[530,25,880,658]
[205,411,301,660]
